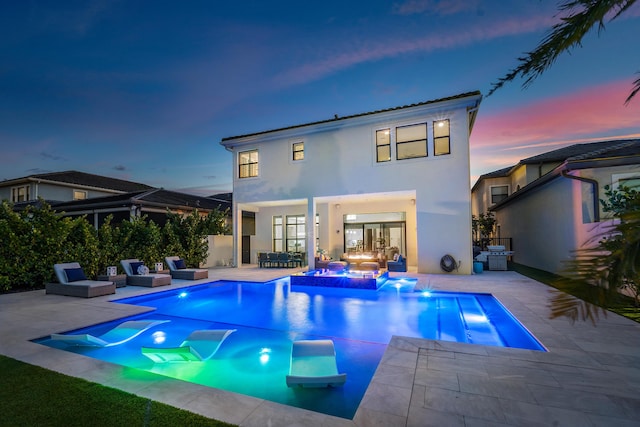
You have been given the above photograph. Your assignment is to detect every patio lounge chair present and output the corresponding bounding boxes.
[141,329,237,362]
[286,339,347,388]
[165,256,209,280]
[387,254,407,272]
[50,319,170,347]
[46,262,116,298]
[121,259,171,287]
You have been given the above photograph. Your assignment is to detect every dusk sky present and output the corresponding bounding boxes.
[2,1,639,196]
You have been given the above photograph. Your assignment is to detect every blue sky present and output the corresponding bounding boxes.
[2,1,639,196]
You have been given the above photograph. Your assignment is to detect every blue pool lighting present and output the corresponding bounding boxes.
[35,278,545,419]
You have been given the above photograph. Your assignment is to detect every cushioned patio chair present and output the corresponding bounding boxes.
[286,339,347,388]
[387,254,407,272]
[258,252,270,268]
[277,252,291,268]
[267,252,279,268]
[121,259,171,287]
[51,319,169,347]
[165,256,208,280]
[46,262,116,298]
[141,329,236,362]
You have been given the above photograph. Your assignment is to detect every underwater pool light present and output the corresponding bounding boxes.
[259,347,272,364]
[151,331,166,344]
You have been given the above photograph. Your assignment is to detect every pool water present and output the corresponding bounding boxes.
[36,278,545,419]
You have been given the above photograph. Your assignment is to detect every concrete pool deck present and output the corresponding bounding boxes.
[1,267,639,426]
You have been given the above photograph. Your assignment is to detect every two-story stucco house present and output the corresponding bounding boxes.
[471,139,640,274]
[221,91,482,274]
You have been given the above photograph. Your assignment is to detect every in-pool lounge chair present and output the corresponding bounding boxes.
[121,259,171,287]
[286,339,347,388]
[165,256,209,280]
[46,262,116,298]
[50,319,169,347]
[141,329,236,362]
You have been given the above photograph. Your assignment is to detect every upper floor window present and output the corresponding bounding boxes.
[491,185,509,204]
[396,123,427,160]
[239,149,258,178]
[11,185,30,203]
[376,129,391,162]
[292,142,304,161]
[73,190,88,200]
[433,119,450,155]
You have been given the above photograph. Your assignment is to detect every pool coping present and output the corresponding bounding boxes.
[1,267,639,426]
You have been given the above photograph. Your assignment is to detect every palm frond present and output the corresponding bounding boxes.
[488,0,637,100]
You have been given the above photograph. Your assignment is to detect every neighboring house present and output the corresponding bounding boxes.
[0,170,153,204]
[221,91,483,274]
[52,188,230,228]
[1,170,231,228]
[471,139,640,274]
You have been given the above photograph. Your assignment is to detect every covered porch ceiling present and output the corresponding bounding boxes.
[236,190,417,210]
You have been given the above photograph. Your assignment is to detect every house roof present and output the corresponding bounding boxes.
[1,170,153,193]
[519,139,640,165]
[472,139,640,192]
[222,91,482,142]
[488,138,640,211]
[52,188,229,213]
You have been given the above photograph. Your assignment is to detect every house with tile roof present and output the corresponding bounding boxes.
[471,139,640,274]
[1,170,230,228]
[221,91,483,273]
[0,170,154,204]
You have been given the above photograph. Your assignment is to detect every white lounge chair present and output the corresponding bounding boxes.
[286,339,347,388]
[46,262,116,298]
[165,256,209,280]
[141,329,236,362]
[50,319,170,347]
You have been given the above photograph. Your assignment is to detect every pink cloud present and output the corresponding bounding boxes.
[469,79,640,182]
[472,79,640,151]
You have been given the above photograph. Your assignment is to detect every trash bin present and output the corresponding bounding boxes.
[473,261,483,274]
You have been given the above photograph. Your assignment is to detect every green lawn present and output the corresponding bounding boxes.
[510,262,640,323]
[0,355,236,427]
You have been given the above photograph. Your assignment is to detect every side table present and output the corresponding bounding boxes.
[97,274,127,288]
[150,269,170,275]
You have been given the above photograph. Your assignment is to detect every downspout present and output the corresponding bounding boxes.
[560,170,600,222]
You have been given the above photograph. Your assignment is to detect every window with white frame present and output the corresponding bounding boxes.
[11,185,30,202]
[73,190,88,200]
[239,149,258,178]
[273,216,283,252]
[292,142,304,161]
[286,215,306,253]
[491,185,509,204]
[376,128,391,162]
[396,123,427,160]
[433,119,450,155]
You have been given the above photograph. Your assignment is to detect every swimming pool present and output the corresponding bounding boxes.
[36,278,545,419]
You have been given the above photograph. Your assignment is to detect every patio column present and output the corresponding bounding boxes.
[307,199,315,268]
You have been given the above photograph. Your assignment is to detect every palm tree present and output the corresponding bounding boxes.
[489,0,639,105]
[550,185,640,323]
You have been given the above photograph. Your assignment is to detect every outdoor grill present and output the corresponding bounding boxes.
[479,245,514,271]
